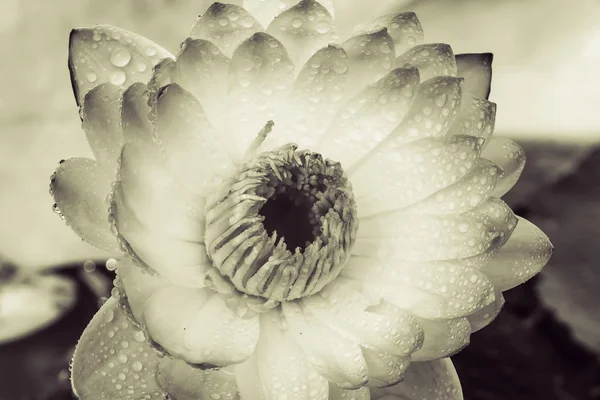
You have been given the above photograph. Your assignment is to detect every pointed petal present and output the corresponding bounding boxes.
[71,297,166,399]
[267,0,336,68]
[411,317,471,361]
[332,0,413,40]
[157,358,239,400]
[402,158,503,215]
[262,44,349,149]
[68,25,172,106]
[362,347,410,387]
[342,29,396,98]
[175,39,230,131]
[50,157,120,252]
[395,44,457,81]
[282,300,369,389]
[303,280,423,356]
[370,359,463,400]
[143,286,259,366]
[356,202,513,262]
[81,83,124,174]
[154,83,234,193]
[447,94,496,145]
[354,12,424,55]
[467,288,505,332]
[343,257,495,320]
[234,311,329,400]
[121,82,153,144]
[227,32,295,153]
[481,138,526,198]
[190,3,263,57]
[481,217,552,291]
[243,0,299,27]
[455,53,493,100]
[318,67,420,169]
[352,135,483,217]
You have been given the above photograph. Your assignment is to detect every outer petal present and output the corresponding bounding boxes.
[233,311,330,400]
[352,135,483,217]
[157,358,239,400]
[175,39,231,131]
[281,300,369,389]
[466,288,505,332]
[81,83,124,174]
[342,257,496,320]
[243,0,300,27]
[411,317,471,361]
[262,44,349,149]
[455,53,493,100]
[50,157,120,252]
[190,3,263,57]
[142,286,260,366]
[481,217,553,291]
[370,359,463,400]
[318,68,420,169]
[227,32,295,154]
[154,83,234,194]
[68,25,172,106]
[71,297,166,399]
[395,43,457,81]
[447,94,496,146]
[267,0,336,69]
[401,158,503,215]
[342,29,396,98]
[481,138,526,198]
[354,12,424,55]
[329,385,370,400]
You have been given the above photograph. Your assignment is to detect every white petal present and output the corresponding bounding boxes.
[331,0,413,40]
[318,67,419,169]
[175,39,231,131]
[117,256,170,323]
[447,94,496,145]
[262,44,349,149]
[71,297,166,399]
[342,257,496,320]
[190,3,264,57]
[481,217,552,291]
[157,358,239,400]
[121,82,153,144]
[68,25,172,106]
[234,310,329,400]
[481,138,526,198]
[243,0,300,27]
[154,83,234,193]
[362,347,410,387]
[370,359,463,400]
[227,32,295,154]
[50,157,120,252]
[353,135,483,217]
[267,0,337,68]
[143,286,259,366]
[467,288,505,332]
[282,300,369,389]
[303,281,423,356]
[411,317,471,361]
[360,12,423,56]
[455,53,493,100]
[402,158,503,215]
[395,43,457,81]
[81,83,124,174]
[342,29,396,98]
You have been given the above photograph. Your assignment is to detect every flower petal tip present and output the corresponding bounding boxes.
[455,52,493,100]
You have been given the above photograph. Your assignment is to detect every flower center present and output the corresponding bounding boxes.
[204,144,358,302]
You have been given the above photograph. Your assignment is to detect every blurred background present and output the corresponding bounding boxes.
[0,0,599,398]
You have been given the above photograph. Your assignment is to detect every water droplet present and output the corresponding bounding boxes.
[435,93,448,107]
[106,258,118,271]
[291,18,303,28]
[86,72,97,83]
[110,48,132,67]
[133,331,146,342]
[132,361,143,372]
[110,70,126,85]
[145,47,157,57]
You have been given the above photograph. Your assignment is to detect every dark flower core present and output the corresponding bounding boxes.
[204,144,358,302]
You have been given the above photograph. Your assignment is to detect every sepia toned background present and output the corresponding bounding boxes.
[0,0,599,398]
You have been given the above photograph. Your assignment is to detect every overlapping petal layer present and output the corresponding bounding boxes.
[61,2,552,400]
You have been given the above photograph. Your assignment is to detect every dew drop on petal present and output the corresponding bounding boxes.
[110,48,132,67]
[110,70,126,85]
[106,258,118,271]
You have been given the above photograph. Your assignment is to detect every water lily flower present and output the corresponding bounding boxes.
[51,1,553,399]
